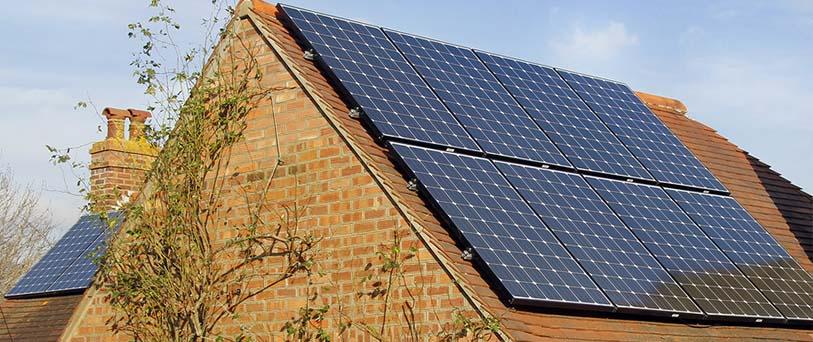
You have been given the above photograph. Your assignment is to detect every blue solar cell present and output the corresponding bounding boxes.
[280,5,480,152]
[668,190,813,322]
[557,70,726,192]
[497,162,699,316]
[588,178,783,321]
[390,142,611,309]
[5,214,116,298]
[478,52,652,181]
[385,30,572,167]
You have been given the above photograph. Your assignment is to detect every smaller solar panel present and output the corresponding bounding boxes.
[385,30,572,167]
[280,5,481,152]
[46,213,120,293]
[668,190,813,322]
[5,214,115,298]
[390,142,612,309]
[588,178,783,321]
[497,162,700,316]
[558,70,726,192]
[478,52,652,181]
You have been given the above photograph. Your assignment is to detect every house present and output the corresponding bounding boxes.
[2,1,812,340]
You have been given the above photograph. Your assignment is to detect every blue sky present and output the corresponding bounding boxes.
[0,0,811,235]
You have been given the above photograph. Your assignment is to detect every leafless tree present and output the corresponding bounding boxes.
[0,164,55,295]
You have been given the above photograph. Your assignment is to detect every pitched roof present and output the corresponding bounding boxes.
[249,2,813,340]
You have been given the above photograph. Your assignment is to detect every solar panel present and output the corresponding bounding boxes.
[667,189,813,322]
[5,214,115,298]
[390,142,612,309]
[497,162,700,317]
[478,52,653,181]
[280,5,481,152]
[385,30,572,167]
[588,178,783,321]
[557,70,726,192]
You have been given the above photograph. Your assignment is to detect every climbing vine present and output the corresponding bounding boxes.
[90,1,319,340]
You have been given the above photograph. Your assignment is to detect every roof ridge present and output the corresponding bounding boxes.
[635,91,688,115]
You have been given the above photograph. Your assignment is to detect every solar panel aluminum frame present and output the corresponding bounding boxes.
[277,4,484,154]
[386,142,615,313]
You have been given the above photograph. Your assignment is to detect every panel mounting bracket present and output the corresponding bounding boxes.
[303,49,318,61]
[348,107,363,119]
[461,248,473,261]
[406,178,419,192]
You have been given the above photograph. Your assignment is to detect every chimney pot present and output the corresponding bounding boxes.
[127,109,152,141]
[102,107,130,140]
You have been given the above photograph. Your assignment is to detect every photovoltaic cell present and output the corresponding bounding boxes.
[588,178,783,321]
[558,70,726,192]
[497,163,699,316]
[5,214,116,298]
[280,5,480,151]
[668,189,813,322]
[385,30,572,167]
[390,142,611,309]
[478,52,652,181]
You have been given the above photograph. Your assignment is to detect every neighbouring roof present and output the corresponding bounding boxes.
[249,1,813,340]
[0,294,84,341]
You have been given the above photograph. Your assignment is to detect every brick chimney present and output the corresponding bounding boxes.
[89,108,158,210]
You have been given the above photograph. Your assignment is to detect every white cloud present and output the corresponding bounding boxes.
[551,22,639,61]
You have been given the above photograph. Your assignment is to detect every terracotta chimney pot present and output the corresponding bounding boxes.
[127,109,152,141]
[102,107,130,140]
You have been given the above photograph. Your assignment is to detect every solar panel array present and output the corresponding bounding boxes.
[385,30,571,167]
[5,213,120,298]
[478,52,653,181]
[557,70,727,192]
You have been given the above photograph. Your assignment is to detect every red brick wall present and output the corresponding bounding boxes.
[64,15,473,341]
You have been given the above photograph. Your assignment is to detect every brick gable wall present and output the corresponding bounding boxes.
[63,14,474,341]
